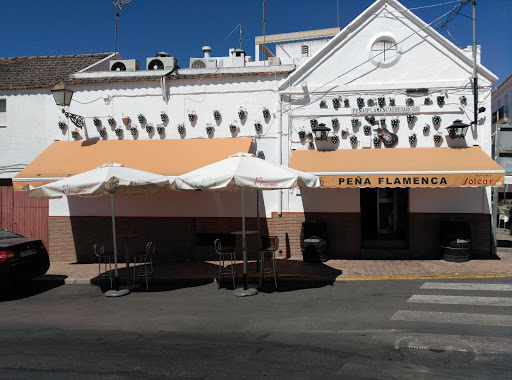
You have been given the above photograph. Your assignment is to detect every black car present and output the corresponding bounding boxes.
[0,228,50,287]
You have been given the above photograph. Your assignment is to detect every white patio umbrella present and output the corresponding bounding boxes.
[29,163,174,297]
[175,152,321,296]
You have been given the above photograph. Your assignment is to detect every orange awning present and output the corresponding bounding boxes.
[289,146,504,188]
[13,138,253,190]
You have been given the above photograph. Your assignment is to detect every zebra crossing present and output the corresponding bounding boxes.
[391,281,512,327]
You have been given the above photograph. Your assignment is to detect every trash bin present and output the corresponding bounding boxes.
[300,220,328,262]
[440,221,471,262]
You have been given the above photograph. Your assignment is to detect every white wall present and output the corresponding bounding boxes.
[50,188,282,218]
[0,89,64,178]
[410,187,489,214]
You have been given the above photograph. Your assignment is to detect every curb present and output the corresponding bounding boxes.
[36,272,512,284]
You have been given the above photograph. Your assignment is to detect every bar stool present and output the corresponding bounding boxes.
[259,236,279,289]
[214,239,236,289]
[133,241,155,290]
[93,242,113,289]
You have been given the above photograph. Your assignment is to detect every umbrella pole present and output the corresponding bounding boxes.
[242,187,248,290]
[233,186,257,297]
[111,193,119,291]
[105,192,130,297]
[256,190,260,273]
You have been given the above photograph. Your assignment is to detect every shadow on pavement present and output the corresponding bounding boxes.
[0,275,67,302]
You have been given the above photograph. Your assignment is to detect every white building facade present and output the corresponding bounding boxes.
[14,0,503,262]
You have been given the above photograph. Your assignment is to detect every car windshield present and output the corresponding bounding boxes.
[0,229,23,240]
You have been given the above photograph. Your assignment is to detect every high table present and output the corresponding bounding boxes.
[230,230,258,296]
[117,234,139,271]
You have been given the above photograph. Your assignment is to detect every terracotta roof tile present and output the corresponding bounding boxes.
[0,53,112,90]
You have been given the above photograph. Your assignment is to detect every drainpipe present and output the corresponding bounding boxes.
[278,94,283,217]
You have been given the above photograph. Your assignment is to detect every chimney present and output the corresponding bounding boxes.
[202,46,212,58]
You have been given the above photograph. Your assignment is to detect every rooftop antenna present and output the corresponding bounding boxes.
[113,0,133,59]
[225,23,243,50]
[239,23,243,49]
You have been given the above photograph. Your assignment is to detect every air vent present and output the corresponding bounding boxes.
[109,59,140,72]
[146,56,177,70]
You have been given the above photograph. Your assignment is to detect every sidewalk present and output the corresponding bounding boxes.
[41,246,512,285]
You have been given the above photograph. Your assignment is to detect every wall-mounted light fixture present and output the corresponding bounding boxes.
[311,123,331,141]
[51,82,85,128]
[446,119,470,139]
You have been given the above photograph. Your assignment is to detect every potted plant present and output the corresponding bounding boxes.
[156,125,165,135]
[99,128,107,138]
[424,97,431,105]
[206,124,214,135]
[331,118,339,128]
[108,118,116,127]
[137,113,146,123]
[378,97,385,107]
[262,108,270,118]
[177,124,185,134]
[389,97,396,106]
[310,118,318,128]
[344,98,350,107]
[115,127,123,136]
[349,134,358,145]
[122,116,130,126]
[409,133,417,144]
[319,100,327,108]
[71,129,80,139]
[130,126,138,136]
[391,117,399,128]
[407,114,415,124]
[93,116,101,127]
[459,95,467,103]
[380,117,386,125]
[331,134,339,144]
[332,98,340,108]
[366,115,376,125]
[160,112,168,122]
[238,108,247,119]
[213,110,221,120]
[373,136,381,147]
[432,115,441,124]
[188,112,196,121]
[423,125,430,133]
[341,129,348,137]
[437,96,445,105]
[406,97,414,106]
[145,124,153,133]
[254,122,262,133]
[298,130,306,140]
[58,121,67,130]
[351,118,359,127]
[356,97,365,108]
[363,125,372,135]
[229,124,237,133]
[434,133,442,143]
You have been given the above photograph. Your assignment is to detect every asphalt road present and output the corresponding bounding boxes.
[0,277,511,379]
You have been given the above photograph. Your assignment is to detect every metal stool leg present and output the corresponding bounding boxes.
[230,253,236,289]
[272,252,278,289]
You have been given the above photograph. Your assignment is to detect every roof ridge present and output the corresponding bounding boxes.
[0,53,113,60]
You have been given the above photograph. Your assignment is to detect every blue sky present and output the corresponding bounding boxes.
[1,0,511,86]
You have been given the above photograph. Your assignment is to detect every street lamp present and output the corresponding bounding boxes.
[446,119,470,139]
[311,123,331,141]
[51,82,85,128]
